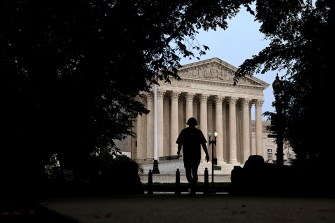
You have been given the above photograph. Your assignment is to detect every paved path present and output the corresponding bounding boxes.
[39,194,335,223]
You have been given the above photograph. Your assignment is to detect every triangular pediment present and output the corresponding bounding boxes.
[178,57,269,89]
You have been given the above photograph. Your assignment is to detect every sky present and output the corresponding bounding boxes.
[180,7,277,120]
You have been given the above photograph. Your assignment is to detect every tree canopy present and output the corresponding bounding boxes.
[1,0,250,185]
[235,0,334,168]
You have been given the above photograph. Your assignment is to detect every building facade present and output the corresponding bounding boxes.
[118,57,292,175]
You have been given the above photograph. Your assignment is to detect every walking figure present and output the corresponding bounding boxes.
[176,117,209,195]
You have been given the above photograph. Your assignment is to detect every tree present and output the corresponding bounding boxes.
[1,0,252,190]
[235,0,334,169]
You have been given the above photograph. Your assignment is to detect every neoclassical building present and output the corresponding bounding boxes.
[118,57,291,175]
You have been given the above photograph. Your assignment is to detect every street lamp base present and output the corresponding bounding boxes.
[152,159,160,174]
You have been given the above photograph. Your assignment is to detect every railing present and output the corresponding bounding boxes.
[140,170,231,183]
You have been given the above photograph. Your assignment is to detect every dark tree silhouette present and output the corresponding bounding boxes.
[0,0,249,194]
[235,1,334,171]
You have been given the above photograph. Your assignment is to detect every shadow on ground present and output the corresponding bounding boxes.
[1,199,79,223]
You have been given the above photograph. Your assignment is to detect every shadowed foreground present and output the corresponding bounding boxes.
[37,194,335,223]
[0,199,79,223]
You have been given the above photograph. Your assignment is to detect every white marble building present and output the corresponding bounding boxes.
[117,58,293,181]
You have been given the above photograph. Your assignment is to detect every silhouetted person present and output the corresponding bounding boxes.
[176,117,209,195]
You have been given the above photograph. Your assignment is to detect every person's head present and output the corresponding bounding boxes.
[186,117,198,127]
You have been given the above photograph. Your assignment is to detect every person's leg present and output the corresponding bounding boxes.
[190,166,199,194]
[192,166,199,185]
[185,167,193,191]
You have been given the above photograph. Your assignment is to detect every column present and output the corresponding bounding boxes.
[185,92,194,121]
[163,97,170,156]
[200,94,208,162]
[228,97,238,164]
[255,99,264,156]
[136,96,146,160]
[146,93,154,159]
[157,90,165,158]
[207,101,213,158]
[222,101,228,162]
[215,95,225,164]
[242,98,251,163]
[236,102,242,162]
[193,99,198,124]
[170,91,180,156]
[207,101,213,133]
[249,102,254,155]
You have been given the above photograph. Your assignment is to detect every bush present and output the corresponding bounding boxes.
[90,154,144,194]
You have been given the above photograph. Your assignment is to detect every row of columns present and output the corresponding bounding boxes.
[136,90,264,165]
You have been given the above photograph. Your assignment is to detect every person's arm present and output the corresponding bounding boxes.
[202,142,210,162]
[176,130,183,156]
[177,144,182,156]
[199,130,210,162]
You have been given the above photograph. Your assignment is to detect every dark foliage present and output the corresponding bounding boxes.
[231,155,335,196]
[1,0,249,191]
[235,1,335,171]
[92,155,144,194]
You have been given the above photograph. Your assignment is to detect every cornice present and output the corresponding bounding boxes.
[160,77,264,98]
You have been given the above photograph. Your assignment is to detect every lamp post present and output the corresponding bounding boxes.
[208,131,218,190]
[272,74,284,166]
